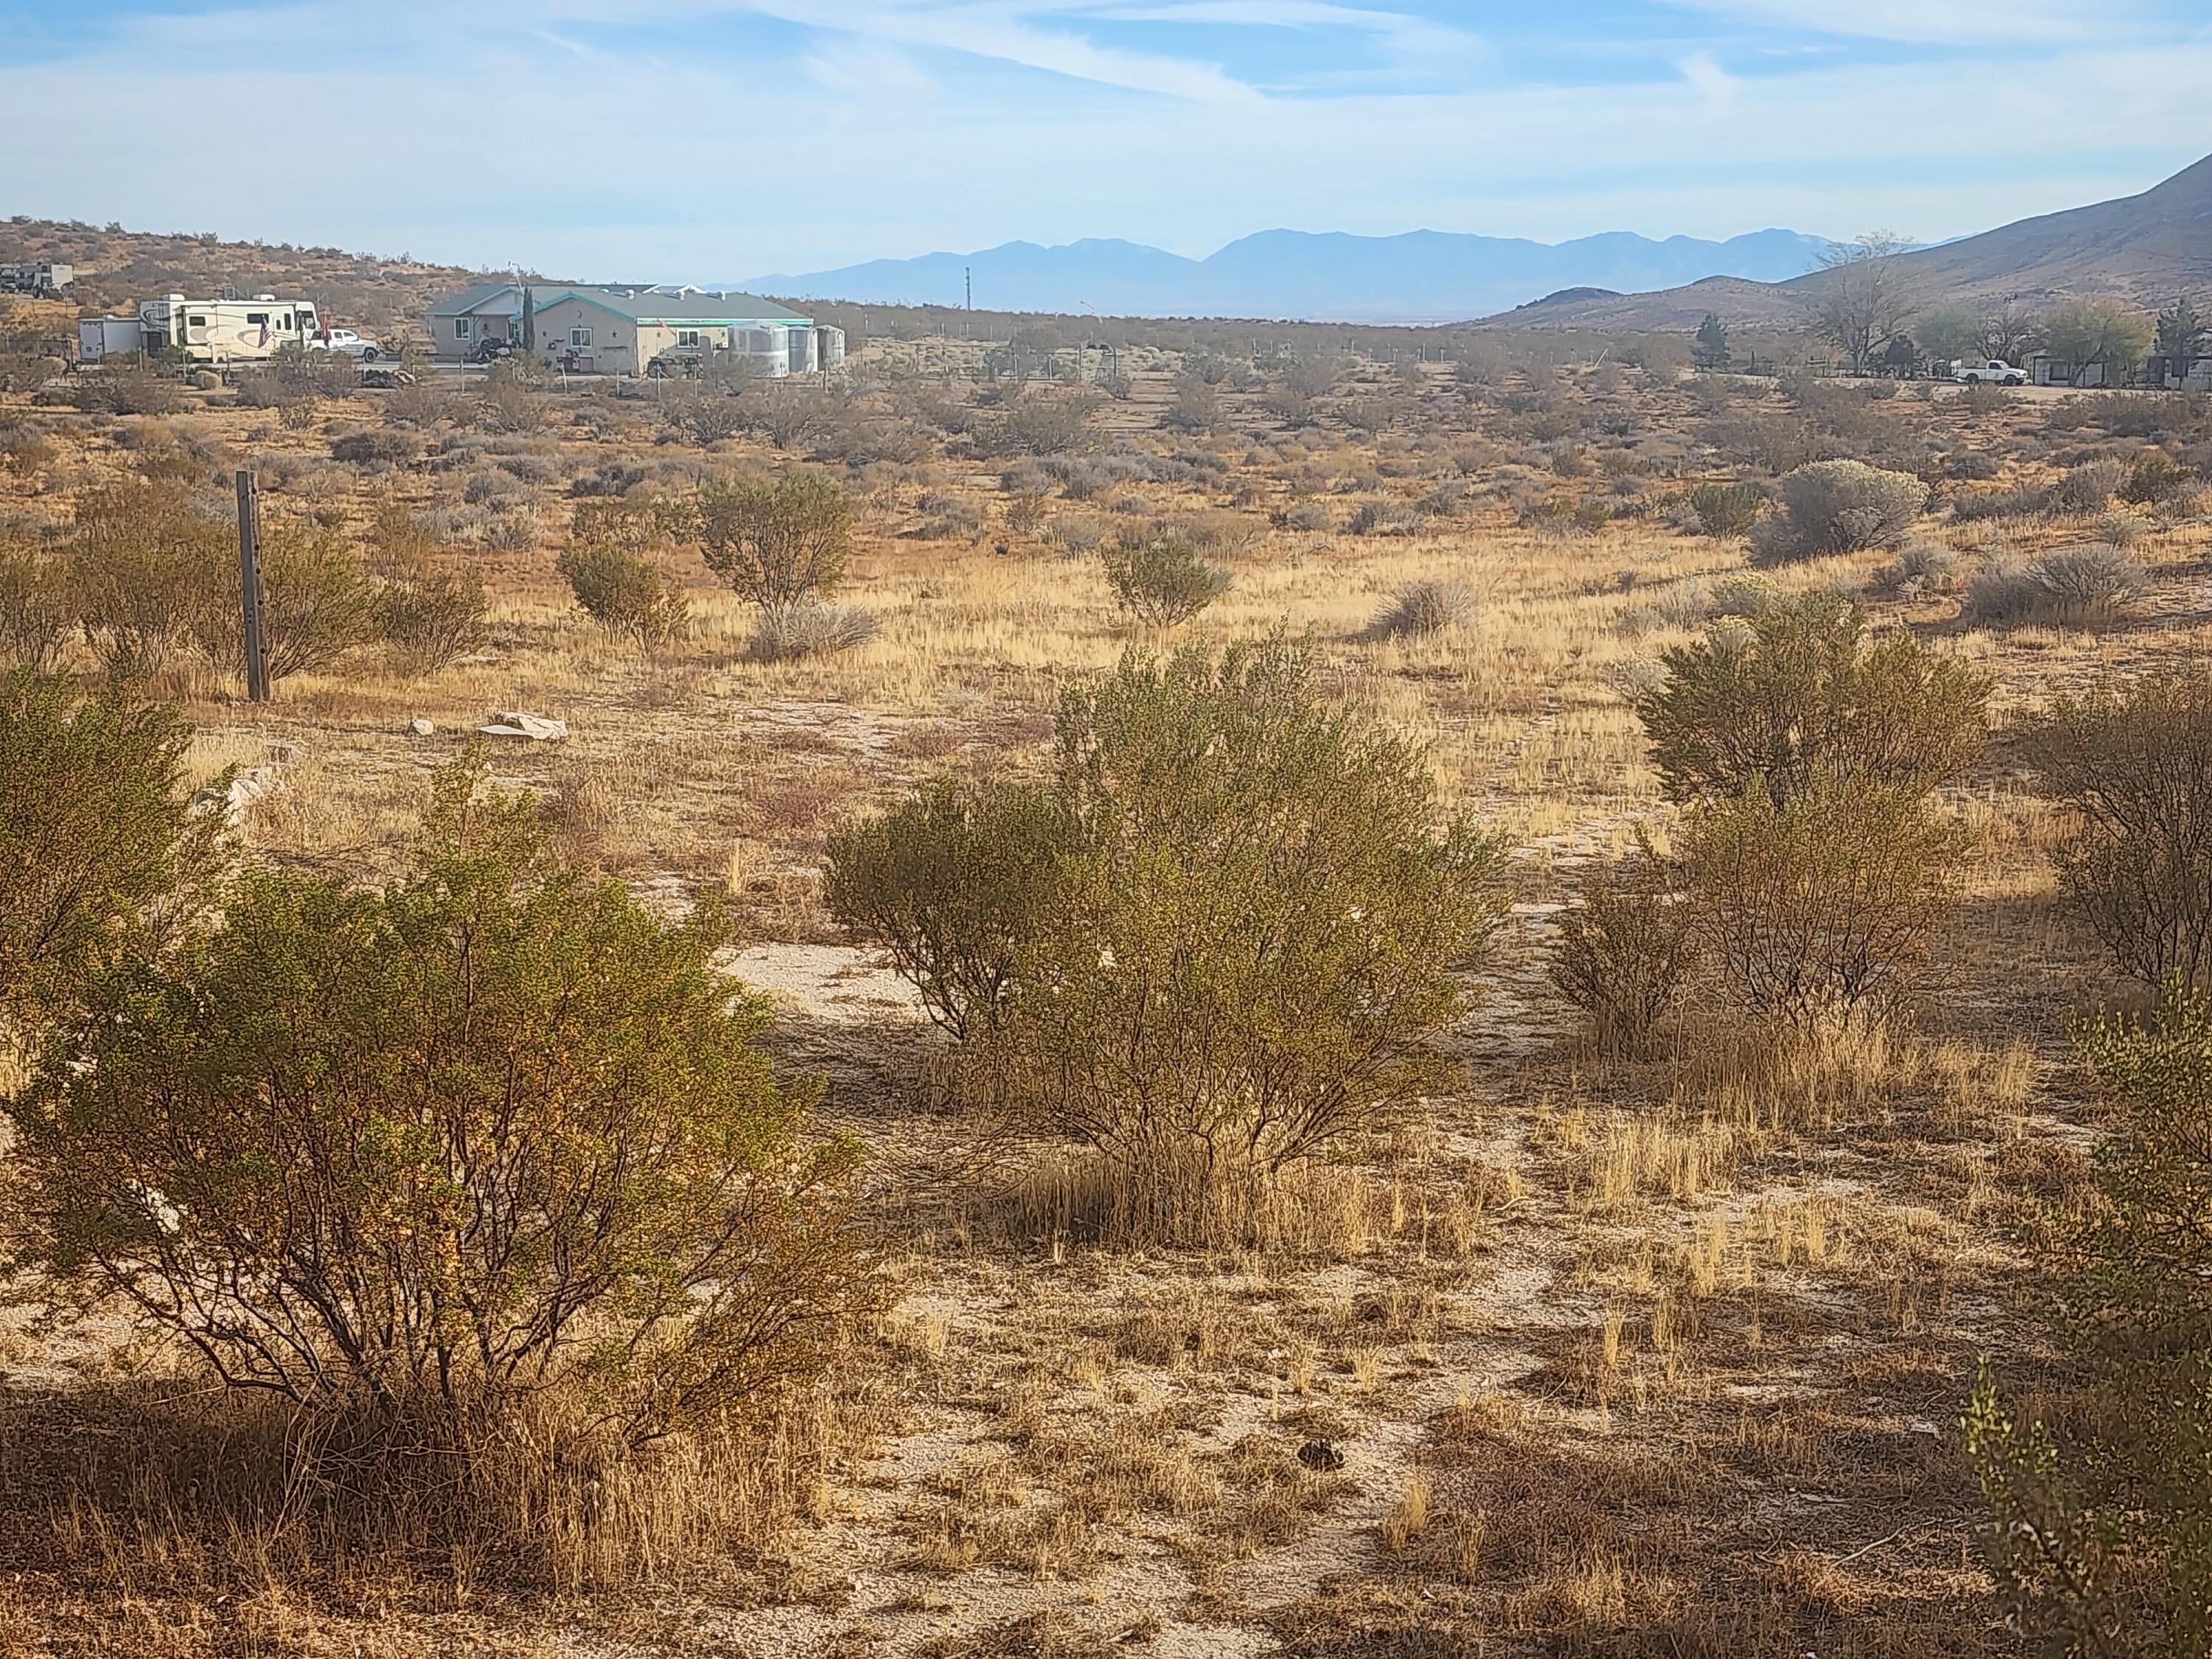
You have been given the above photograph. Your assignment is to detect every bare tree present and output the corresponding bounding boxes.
[1978,295,2044,365]
[1806,232,1918,372]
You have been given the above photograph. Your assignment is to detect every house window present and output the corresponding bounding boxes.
[454,317,473,339]
[570,326,593,349]
[677,330,700,348]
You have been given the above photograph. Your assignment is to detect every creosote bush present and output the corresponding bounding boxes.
[65,479,232,678]
[828,638,1509,1244]
[1636,591,1989,808]
[1683,481,1763,538]
[559,498,690,650]
[824,776,1061,1040]
[0,536,70,666]
[0,665,216,1032]
[7,748,867,1548]
[378,562,490,672]
[1969,994,2212,1655]
[1550,836,1695,1057]
[2027,671,2212,996]
[696,470,852,626]
[1748,460,1927,566]
[1098,529,1230,627]
[1680,775,1966,1032]
[191,526,380,684]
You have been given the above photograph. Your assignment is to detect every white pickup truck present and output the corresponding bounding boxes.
[307,327,386,363]
[1952,358,2026,386]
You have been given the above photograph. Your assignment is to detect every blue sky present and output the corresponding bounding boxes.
[3,1,2208,281]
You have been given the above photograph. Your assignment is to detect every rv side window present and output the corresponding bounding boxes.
[281,315,293,330]
[188,315,207,327]
[246,313,268,326]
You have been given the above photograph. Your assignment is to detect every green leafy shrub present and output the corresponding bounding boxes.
[1685,481,1764,538]
[190,527,380,684]
[1968,994,2212,1655]
[1098,530,1231,627]
[831,640,1508,1244]
[2117,449,2195,507]
[1680,775,1966,1032]
[824,777,1061,1040]
[1635,591,1989,807]
[64,480,232,678]
[8,748,866,1461]
[696,470,852,625]
[378,563,489,672]
[1748,459,1927,565]
[0,665,216,1029]
[1550,837,1697,1057]
[0,537,70,667]
[558,497,691,649]
[2025,672,2212,995]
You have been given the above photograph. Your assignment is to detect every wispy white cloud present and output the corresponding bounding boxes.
[1658,0,2135,46]
[0,1,2205,279]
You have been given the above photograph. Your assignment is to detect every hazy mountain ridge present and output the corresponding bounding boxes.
[1490,153,2212,331]
[736,226,1830,324]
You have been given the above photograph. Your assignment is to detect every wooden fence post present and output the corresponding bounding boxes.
[235,469,270,702]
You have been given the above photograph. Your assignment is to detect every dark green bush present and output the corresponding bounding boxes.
[1550,837,1696,1056]
[1685,481,1764,538]
[834,639,1508,1244]
[1098,530,1230,627]
[9,748,865,1451]
[0,665,216,1029]
[1680,775,1966,1031]
[824,776,1060,1040]
[1969,994,2212,1654]
[2026,672,2212,995]
[1636,591,1989,807]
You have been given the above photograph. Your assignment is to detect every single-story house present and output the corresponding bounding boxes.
[430,283,528,358]
[525,287,818,377]
[428,282,825,375]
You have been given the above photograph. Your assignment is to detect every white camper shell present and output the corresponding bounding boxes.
[139,293,324,364]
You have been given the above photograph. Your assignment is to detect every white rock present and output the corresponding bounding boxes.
[189,765,282,825]
[477,711,567,742]
[407,717,434,737]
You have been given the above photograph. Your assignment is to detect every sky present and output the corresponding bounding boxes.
[2,0,2209,282]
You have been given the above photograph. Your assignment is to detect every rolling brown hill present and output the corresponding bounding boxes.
[0,218,533,335]
[1492,150,2212,333]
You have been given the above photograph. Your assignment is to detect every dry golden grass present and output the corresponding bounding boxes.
[3,334,2203,1655]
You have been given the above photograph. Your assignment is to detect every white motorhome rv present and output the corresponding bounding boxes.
[139,293,324,364]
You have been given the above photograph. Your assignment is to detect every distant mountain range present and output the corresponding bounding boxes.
[734,228,1831,324]
[1498,152,2212,331]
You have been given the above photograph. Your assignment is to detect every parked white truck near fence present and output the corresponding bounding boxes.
[1951,358,2026,385]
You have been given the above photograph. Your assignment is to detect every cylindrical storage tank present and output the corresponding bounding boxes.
[815,326,846,370]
